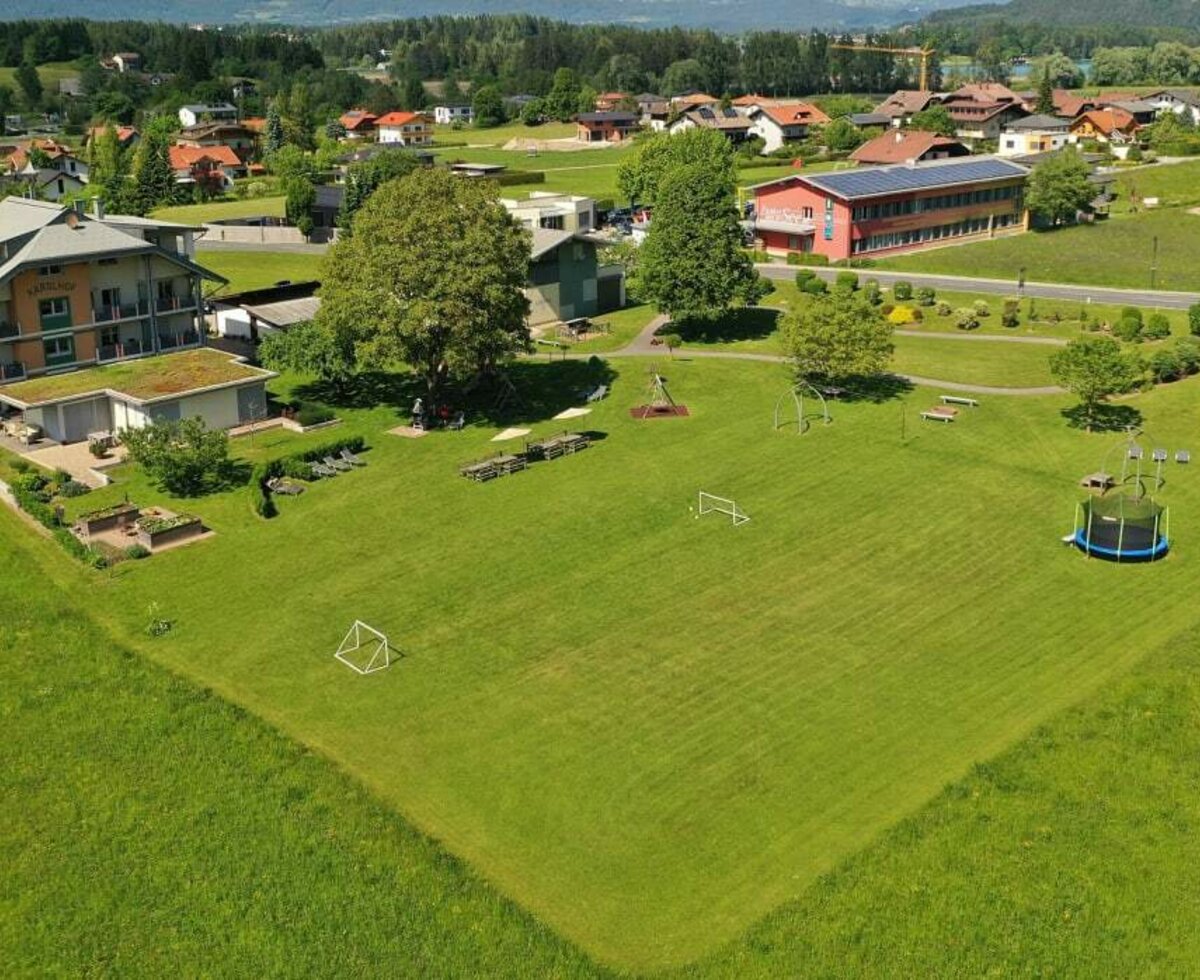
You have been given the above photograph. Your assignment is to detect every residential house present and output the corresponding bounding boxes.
[310,185,343,235]
[375,111,433,146]
[576,111,640,143]
[15,168,88,202]
[746,102,831,152]
[997,114,1071,157]
[638,98,673,131]
[3,140,89,183]
[1070,108,1141,144]
[670,92,718,108]
[502,193,596,233]
[950,82,1027,108]
[112,52,141,73]
[526,228,624,326]
[176,122,259,161]
[178,103,239,127]
[594,92,630,112]
[433,105,474,125]
[1099,99,1160,127]
[211,281,321,341]
[751,156,1029,261]
[168,145,246,191]
[849,130,970,166]
[87,125,140,152]
[338,109,378,139]
[1144,89,1200,126]
[874,90,939,126]
[0,197,254,443]
[942,95,1028,142]
[846,112,893,129]
[668,106,753,144]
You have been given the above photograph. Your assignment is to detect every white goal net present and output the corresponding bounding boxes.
[334,620,393,674]
[697,491,750,526]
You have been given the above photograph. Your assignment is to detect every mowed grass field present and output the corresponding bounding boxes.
[42,354,1200,971]
[152,196,287,226]
[197,248,326,294]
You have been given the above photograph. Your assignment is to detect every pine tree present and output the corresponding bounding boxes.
[130,124,175,216]
[1036,65,1055,115]
[91,126,132,212]
[264,102,284,156]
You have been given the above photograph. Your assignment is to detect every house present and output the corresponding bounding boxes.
[846,112,893,129]
[168,145,246,191]
[751,156,1029,261]
[997,114,1071,157]
[1070,108,1141,144]
[3,140,89,183]
[502,193,596,233]
[1098,99,1160,127]
[87,125,140,152]
[178,103,239,128]
[449,162,507,178]
[375,112,433,146]
[338,109,378,139]
[849,130,970,166]
[949,82,1026,108]
[0,197,236,431]
[211,281,321,341]
[668,106,753,144]
[594,92,629,112]
[310,185,343,234]
[576,112,640,143]
[176,122,259,161]
[746,102,831,152]
[1144,89,1200,126]
[942,96,1029,142]
[526,228,624,326]
[15,168,87,202]
[638,98,673,131]
[433,105,473,125]
[874,90,939,126]
[670,92,718,108]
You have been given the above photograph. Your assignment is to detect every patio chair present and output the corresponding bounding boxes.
[323,455,353,472]
[310,461,338,478]
[449,411,466,431]
[339,447,366,466]
[586,384,608,403]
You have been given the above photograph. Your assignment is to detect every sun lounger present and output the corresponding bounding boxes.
[267,477,305,496]
[323,455,353,472]
[339,447,366,466]
[1177,450,1191,464]
[310,461,338,478]
[939,395,979,407]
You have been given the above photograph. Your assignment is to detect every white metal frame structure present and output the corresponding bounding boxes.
[697,491,751,526]
[335,620,393,674]
[773,381,831,434]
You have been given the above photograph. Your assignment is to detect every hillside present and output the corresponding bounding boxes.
[5,0,967,31]
[928,0,1200,30]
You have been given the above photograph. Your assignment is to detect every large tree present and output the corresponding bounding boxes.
[336,149,422,231]
[544,68,582,123]
[90,125,132,212]
[617,127,737,207]
[471,85,506,128]
[908,104,957,137]
[318,169,530,395]
[1027,149,1094,226]
[781,291,894,383]
[634,139,766,323]
[14,60,42,111]
[1049,335,1140,429]
[120,417,231,496]
[129,120,175,216]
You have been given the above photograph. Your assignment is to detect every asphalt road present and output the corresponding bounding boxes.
[756,264,1199,310]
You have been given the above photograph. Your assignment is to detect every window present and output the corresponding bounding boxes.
[99,287,121,309]
[43,334,75,364]
[40,297,68,317]
[99,326,119,347]
[37,264,63,276]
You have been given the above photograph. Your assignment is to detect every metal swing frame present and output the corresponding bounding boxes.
[773,381,831,434]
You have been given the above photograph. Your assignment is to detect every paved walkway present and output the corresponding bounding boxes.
[23,441,127,488]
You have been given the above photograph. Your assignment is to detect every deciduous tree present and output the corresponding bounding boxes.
[1050,335,1140,429]
[781,291,894,383]
[1027,148,1094,226]
[908,104,956,137]
[120,417,231,496]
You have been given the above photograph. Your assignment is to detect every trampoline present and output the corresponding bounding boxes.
[1071,493,1169,561]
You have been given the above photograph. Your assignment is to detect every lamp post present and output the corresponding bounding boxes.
[1150,235,1159,290]
[1017,265,1026,297]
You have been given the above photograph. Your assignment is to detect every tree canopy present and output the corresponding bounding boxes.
[780,291,894,383]
[318,168,530,395]
[1049,335,1140,428]
[618,128,739,207]
[908,104,957,137]
[120,417,231,496]
[1027,149,1094,226]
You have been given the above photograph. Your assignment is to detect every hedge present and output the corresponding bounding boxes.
[8,474,104,567]
[252,435,368,519]
[785,252,829,266]
[494,170,547,186]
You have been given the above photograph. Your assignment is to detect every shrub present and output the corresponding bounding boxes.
[887,305,918,325]
[973,300,991,317]
[1001,299,1020,329]
[1174,336,1200,373]
[10,458,31,474]
[1189,302,1200,336]
[794,269,817,286]
[915,286,936,306]
[863,280,881,306]
[87,439,108,458]
[892,281,913,301]
[1120,307,1144,328]
[787,252,829,267]
[125,543,152,560]
[53,468,72,486]
[880,303,895,315]
[1113,315,1144,342]
[1148,348,1183,382]
[294,401,336,427]
[834,271,859,293]
[910,307,923,322]
[1086,316,1102,332]
[955,308,980,331]
[799,277,828,296]
[252,436,367,518]
[1144,313,1172,341]
[936,302,952,316]
[58,480,91,498]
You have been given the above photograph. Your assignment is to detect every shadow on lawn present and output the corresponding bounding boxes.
[826,373,915,404]
[1060,403,1144,432]
[669,307,780,345]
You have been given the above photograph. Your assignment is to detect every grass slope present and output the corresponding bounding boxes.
[0,509,600,979]
[152,196,287,226]
[197,249,326,294]
[52,357,1200,970]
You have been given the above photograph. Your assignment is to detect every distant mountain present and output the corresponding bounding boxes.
[927,0,1200,30]
[3,0,973,32]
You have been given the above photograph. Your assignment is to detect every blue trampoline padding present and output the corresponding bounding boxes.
[1073,528,1169,560]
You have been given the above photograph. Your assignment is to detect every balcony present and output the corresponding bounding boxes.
[97,339,150,363]
[0,320,18,339]
[0,361,27,383]
[156,328,200,351]
[93,300,150,324]
[156,294,197,314]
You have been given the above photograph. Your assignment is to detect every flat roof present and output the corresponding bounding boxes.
[759,157,1029,202]
[0,348,274,408]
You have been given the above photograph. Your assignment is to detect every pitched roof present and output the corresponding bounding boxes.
[677,107,752,131]
[169,145,242,169]
[756,156,1029,201]
[1071,108,1138,134]
[754,102,831,127]
[1006,113,1071,132]
[875,90,936,117]
[849,130,967,165]
[87,125,139,144]
[951,82,1022,104]
[375,111,426,127]
[339,108,378,130]
[577,111,639,124]
[847,112,893,127]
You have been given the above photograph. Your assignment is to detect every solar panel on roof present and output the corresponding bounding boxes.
[698,107,715,119]
[804,159,1027,200]
[722,106,738,118]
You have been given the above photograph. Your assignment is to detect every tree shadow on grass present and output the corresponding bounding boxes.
[821,373,914,404]
[670,308,780,345]
[1061,403,1144,432]
[293,370,421,413]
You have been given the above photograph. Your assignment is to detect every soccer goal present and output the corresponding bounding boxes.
[334,620,393,675]
[697,491,750,526]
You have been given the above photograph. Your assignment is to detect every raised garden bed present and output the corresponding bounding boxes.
[136,512,203,549]
[77,502,140,537]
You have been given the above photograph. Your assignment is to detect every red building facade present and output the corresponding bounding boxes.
[752,158,1030,261]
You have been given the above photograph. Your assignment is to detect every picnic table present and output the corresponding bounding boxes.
[460,459,499,482]
[1079,471,1114,490]
[493,453,527,475]
[527,431,590,460]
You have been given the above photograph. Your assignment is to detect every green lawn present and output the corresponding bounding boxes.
[32,353,1200,971]
[436,120,578,146]
[0,61,78,90]
[1114,159,1200,213]
[877,210,1200,293]
[197,249,325,294]
[152,196,287,226]
[890,334,1058,387]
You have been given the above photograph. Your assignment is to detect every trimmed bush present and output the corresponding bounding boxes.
[863,280,881,306]
[892,281,913,301]
[794,268,817,285]
[915,286,936,307]
[1144,313,1171,341]
[1173,336,1200,373]
[936,302,952,316]
[1148,348,1182,382]
[887,305,918,325]
[973,300,991,318]
[295,402,336,427]
[834,272,859,293]
[1001,299,1020,329]
[799,277,828,295]
[1120,307,1144,328]
[252,436,368,518]
[955,308,980,331]
[494,170,546,186]
[1113,316,1144,342]
[786,252,829,267]
[1188,302,1200,336]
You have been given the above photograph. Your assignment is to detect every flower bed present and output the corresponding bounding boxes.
[77,502,140,536]
[136,512,203,549]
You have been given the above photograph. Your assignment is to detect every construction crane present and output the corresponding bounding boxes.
[829,43,937,92]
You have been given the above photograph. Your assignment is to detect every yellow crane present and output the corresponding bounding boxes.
[829,43,937,92]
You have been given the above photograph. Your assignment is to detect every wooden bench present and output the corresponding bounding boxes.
[940,395,979,407]
[921,410,956,423]
[460,460,499,482]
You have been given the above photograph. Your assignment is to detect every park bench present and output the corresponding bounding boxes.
[921,409,956,423]
[940,395,979,407]
[460,459,499,482]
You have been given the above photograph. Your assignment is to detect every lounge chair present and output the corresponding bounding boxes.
[586,384,608,403]
[267,477,305,496]
[448,411,466,431]
[323,455,353,472]
[339,447,366,466]
[310,461,338,478]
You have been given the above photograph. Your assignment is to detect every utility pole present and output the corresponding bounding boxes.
[1150,235,1159,290]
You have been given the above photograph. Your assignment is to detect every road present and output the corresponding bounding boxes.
[756,264,1199,310]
